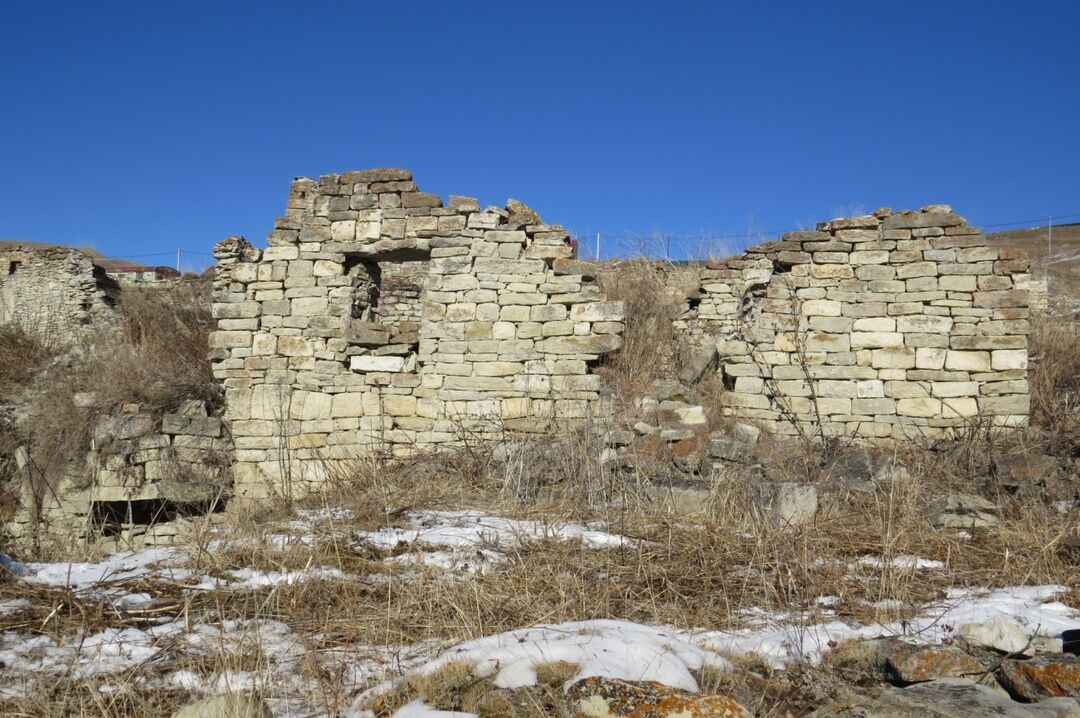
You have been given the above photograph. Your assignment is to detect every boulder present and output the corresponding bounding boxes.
[172,694,273,718]
[566,676,751,718]
[811,678,1080,717]
[998,655,1080,701]
[708,423,761,463]
[823,448,905,492]
[923,493,999,529]
[885,642,985,683]
[992,452,1061,497]
[678,344,719,385]
[749,480,817,527]
[958,616,1032,655]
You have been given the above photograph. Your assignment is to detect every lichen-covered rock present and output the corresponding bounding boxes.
[923,493,999,529]
[998,655,1080,701]
[812,678,1080,717]
[885,643,984,683]
[566,676,750,718]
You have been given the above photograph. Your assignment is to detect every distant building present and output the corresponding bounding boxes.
[93,259,180,283]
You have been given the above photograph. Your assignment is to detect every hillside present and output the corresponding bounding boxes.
[983,222,1080,310]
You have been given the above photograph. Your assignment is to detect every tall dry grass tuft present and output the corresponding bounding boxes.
[595,261,700,401]
[1029,312,1080,452]
[87,279,219,414]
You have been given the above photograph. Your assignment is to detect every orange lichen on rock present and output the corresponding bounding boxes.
[885,643,984,683]
[566,676,751,718]
[997,655,1080,700]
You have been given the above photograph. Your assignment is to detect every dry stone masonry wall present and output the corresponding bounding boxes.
[683,206,1031,440]
[11,400,231,549]
[211,169,625,499]
[0,244,119,344]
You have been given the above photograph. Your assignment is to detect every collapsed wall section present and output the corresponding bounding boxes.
[211,169,625,499]
[0,244,118,343]
[686,206,1031,440]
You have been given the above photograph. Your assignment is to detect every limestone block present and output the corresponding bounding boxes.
[897,315,953,333]
[351,355,406,372]
[802,299,841,316]
[973,290,1027,308]
[980,394,1030,415]
[916,347,947,370]
[896,261,938,279]
[850,332,904,349]
[941,397,979,418]
[897,397,942,417]
[569,301,624,322]
[331,392,366,418]
[991,349,1028,371]
[853,317,896,332]
[849,250,889,265]
[871,348,916,369]
[536,335,621,355]
[945,350,990,372]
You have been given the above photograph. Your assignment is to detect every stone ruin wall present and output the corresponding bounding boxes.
[210,169,626,500]
[0,244,119,343]
[209,168,1035,498]
[678,206,1031,440]
[10,400,231,550]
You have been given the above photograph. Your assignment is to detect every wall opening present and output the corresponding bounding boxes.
[8,261,20,275]
[90,497,225,536]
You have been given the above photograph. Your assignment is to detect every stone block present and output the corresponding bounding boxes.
[945,350,990,372]
[351,355,406,372]
[750,481,818,527]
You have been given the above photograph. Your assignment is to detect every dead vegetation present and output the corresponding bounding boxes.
[0,266,1078,715]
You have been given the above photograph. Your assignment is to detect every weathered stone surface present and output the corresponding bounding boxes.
[923,493,999,529]
[679,344,719,384]
[885,642,984,683]
[958,615,1032,655]
[566,676,751,718]
[750,480,817,526]
[822,448,905,492]
[811,678,1080,717]
[998,655,1080,701]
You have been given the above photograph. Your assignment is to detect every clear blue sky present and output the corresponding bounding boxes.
[2,1,1078,268]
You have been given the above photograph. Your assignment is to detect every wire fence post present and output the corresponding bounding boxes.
[1048,215,1053,259]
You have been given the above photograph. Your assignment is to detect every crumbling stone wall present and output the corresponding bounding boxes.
[680,206,1031,440]
[11,400,231,550]
[210,169,625,499]
[0,244,118,343]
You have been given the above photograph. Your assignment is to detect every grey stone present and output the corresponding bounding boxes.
[811,678,1080,717]
[823,448,905,492]
[924,493,999,529]
[958,615,1032,655]
[750,480,818,526]
[677,343,719,384]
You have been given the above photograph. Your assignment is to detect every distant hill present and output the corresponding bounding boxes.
[982,223,1080,309]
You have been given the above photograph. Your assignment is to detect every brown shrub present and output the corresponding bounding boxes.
[1029,312,1080,451]
[595,260,700,401]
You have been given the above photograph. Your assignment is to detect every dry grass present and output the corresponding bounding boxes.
[0,414,1076,715]
[0,279,218,518]
[1029,313,1080,452]
[1,269,1078,714]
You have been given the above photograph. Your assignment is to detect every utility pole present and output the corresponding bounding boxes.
[595,232,600,261]
[176,249,181,273]
[1048,215,1053,259]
